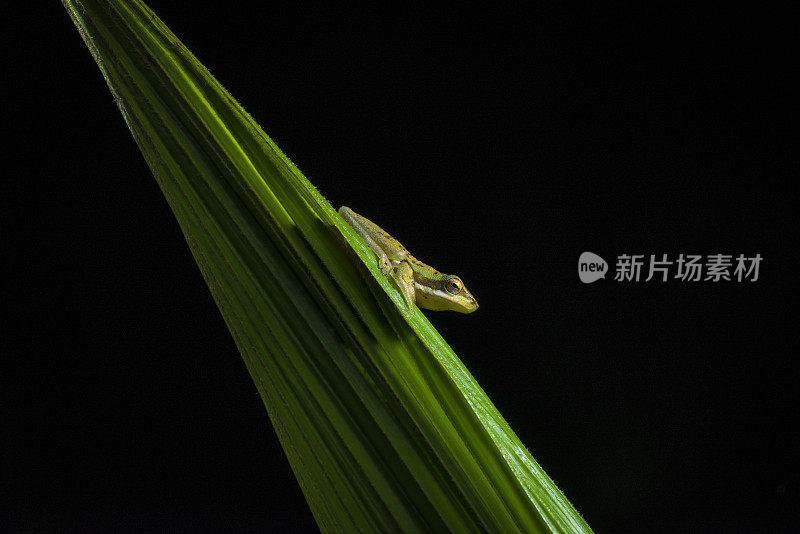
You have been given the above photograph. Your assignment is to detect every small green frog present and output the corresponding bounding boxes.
[339,206,478,314]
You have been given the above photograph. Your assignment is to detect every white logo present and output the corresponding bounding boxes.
[579,252,607,283]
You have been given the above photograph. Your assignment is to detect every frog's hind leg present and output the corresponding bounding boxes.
[394,261,416,310]
[339,206,392,274]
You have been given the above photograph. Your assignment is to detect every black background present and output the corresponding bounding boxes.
[4,4,797,532]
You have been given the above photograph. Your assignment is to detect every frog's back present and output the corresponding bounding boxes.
[339,206,409,258]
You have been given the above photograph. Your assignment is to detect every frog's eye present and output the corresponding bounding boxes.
[444,277,463,295]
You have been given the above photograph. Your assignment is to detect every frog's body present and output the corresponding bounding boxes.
[339,206,478,313]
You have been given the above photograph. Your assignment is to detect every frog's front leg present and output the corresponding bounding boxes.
[394,261,416,310]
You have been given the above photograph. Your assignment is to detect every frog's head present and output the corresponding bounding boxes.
[415,275,479,314]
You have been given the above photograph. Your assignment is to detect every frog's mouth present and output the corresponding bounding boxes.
[414,282,478,313]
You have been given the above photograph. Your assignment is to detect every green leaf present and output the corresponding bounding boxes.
[62,1,593,532]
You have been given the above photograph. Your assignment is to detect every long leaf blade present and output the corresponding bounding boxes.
[63,1,592,532]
